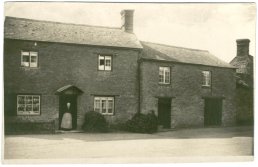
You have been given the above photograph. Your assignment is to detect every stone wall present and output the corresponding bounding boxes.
[4,39,140,130]
[140,60,236,128]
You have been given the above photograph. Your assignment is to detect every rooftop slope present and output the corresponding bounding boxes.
[141,41,234,68]
[4,16,142,49]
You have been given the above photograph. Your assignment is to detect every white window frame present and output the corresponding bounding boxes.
[159,66,170,84]
[202,71,211,87]
[98,55,112,71]
[94,97,114,115]
[17,95,41,115]
[21,51,38,68]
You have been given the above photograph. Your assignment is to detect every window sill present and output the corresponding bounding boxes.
[158,83,171,86]
[101,113,114,116]
[98,70,112,72]
[17,114,41,116]
[20,67,40,70]
[202,85,211,88]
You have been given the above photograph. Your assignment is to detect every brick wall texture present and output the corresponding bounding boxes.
[140,60,236,128]
[4,39,236,131]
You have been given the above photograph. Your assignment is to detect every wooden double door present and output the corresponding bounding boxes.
[204,98,223,126]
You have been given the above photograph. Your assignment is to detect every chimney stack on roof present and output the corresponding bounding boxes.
[236,39,250,57]
[121,10,134,33]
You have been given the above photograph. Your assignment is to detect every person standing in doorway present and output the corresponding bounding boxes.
[61,102,72,130]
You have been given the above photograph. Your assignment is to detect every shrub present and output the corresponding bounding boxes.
[82,111,108,132]
[125,111,158,133]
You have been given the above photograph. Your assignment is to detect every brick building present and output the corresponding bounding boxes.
[4,10,236,133]
[230,39,254,125]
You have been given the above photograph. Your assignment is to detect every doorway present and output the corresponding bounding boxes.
[158,98,171,128]
[59,95,77,130]
[204,98,222,126]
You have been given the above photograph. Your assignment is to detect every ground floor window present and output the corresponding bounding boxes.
[17,95,40,115]
[94,96,114,115]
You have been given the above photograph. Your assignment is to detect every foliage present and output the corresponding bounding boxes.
[125,111,158,133]
[82,111,108,132]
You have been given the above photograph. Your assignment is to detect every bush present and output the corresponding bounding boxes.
[125,111,158,133]
[82,111,108,132]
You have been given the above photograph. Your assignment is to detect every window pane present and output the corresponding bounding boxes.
[165,71,170,83]
[30,56,38,67]
[33,96,40,104]
[105,58,111,71]
[101,99,107,113]
[18,96,25,104]
[99,59,105,66]
[202,71,211,86]
[107,100,113,113]
[159,67,164,83]
[105,56,111,61]
[94,99,100,112]
[26,96,33,104]
[17,104,25,112]
[98,56,105,70]
[33,104,40,112]
[30,52,38,56]
[22,51,29,56]
[22,55,30,67]
[26,104,32,111]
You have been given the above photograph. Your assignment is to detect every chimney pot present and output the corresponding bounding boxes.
[121,10,134,33]
[236,39,250,57]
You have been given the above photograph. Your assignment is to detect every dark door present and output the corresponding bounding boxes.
[59,95,77,130]
[204,98,222,126]
[158,98,171,128]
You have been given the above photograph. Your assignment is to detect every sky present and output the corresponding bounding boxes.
[4,2,256,63]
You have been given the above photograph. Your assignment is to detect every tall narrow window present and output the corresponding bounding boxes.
[202,71,211,87]
[21,51,38,68]
[94,97,114,115]
[159,67,170,84]
[98,55,112,71]
[17,95,40,115]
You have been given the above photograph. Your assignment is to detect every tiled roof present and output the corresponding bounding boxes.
[4,16,142,49]
[141,41,234,68]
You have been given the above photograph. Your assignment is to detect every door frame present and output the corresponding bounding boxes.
[55,85,83,130]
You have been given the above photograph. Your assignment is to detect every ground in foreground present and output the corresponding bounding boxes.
[4,126,253,163]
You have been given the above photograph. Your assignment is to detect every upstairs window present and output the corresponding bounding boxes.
[159,67,170,84]
[21,51,38,68]
[17,95,40,115]
[98,55,112,71]
[202,71,211,87]
[94,97,114,115]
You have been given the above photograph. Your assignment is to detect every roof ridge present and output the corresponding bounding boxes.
[140,40,209,52]
[5,16,121,30]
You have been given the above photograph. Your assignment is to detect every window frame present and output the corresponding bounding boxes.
[17,94,41,116]
[94,96,115,115]
[98,55,112,71]
[21,50,38,68]
[202,71,211,87]
[159,66,171,84]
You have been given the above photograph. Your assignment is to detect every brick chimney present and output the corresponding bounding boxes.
[236,39,250,57]
[121,10,134,33]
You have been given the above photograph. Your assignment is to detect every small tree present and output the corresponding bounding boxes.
[82,111,108,132]
[125,110,158,133]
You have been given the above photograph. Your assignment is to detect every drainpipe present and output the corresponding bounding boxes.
[137,50,142,113]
